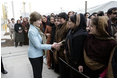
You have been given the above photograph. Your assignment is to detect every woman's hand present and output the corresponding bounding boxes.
[52,42,62,51]
[18,30,22,33]
[78,65,83,72]
[64,49,66,54]
[25,29,28,33]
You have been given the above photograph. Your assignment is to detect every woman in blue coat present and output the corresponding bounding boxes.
[28,12,60,78]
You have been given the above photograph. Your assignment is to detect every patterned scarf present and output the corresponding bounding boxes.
[34,26,47,55]
[35,26,47,44]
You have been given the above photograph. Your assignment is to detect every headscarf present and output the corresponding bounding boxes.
[70,13,87,33]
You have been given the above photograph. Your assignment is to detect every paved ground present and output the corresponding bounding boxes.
[1,30,59,78]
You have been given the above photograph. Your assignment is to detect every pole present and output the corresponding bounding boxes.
[11,0,15,18]
[29,2,31,14]
[60,7,62,12]
[2,3,8,32]
[85,1,87,13]
[23,1,26,17]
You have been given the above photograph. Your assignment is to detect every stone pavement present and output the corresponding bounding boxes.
[1,46,59,78]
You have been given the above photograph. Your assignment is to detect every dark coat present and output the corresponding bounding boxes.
[112,47,117,78]
[65,14,88,78]
[107,19,117,37]
[22,21,29,45]
[14,23,24,42]
[50,23,56,44]
[65,14,87,66]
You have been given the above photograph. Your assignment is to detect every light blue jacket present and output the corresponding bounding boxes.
[28,24,52,58]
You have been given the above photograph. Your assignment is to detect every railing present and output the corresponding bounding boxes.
[59,57,90,78]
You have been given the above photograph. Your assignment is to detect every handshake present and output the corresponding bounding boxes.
[51,42,63,51]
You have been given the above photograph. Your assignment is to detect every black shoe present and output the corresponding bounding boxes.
[20,45,22,47]
[2,70,8,74]
[19,43,23,46]
[51,66,54,69]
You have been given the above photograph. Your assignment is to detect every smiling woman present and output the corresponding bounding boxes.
[64,14,87,78]
[28,11,61,78]
[82,16,117,78]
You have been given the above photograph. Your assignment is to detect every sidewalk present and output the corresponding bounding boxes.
[1,30,59,78]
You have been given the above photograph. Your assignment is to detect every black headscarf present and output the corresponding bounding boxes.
[70,14,76,24]
[72,14,86,33]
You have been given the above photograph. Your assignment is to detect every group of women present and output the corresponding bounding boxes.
[28,7,117,78]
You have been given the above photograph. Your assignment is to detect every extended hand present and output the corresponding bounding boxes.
[78,65,83,72]
[52,42,62,51]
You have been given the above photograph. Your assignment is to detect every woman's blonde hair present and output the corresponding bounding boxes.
[91,16,109,37]
[30,11,42,24]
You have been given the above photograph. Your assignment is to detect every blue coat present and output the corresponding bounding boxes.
[28,24,52,58]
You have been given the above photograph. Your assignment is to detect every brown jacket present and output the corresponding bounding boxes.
[54,22,69,62]
[45,25,52,44]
